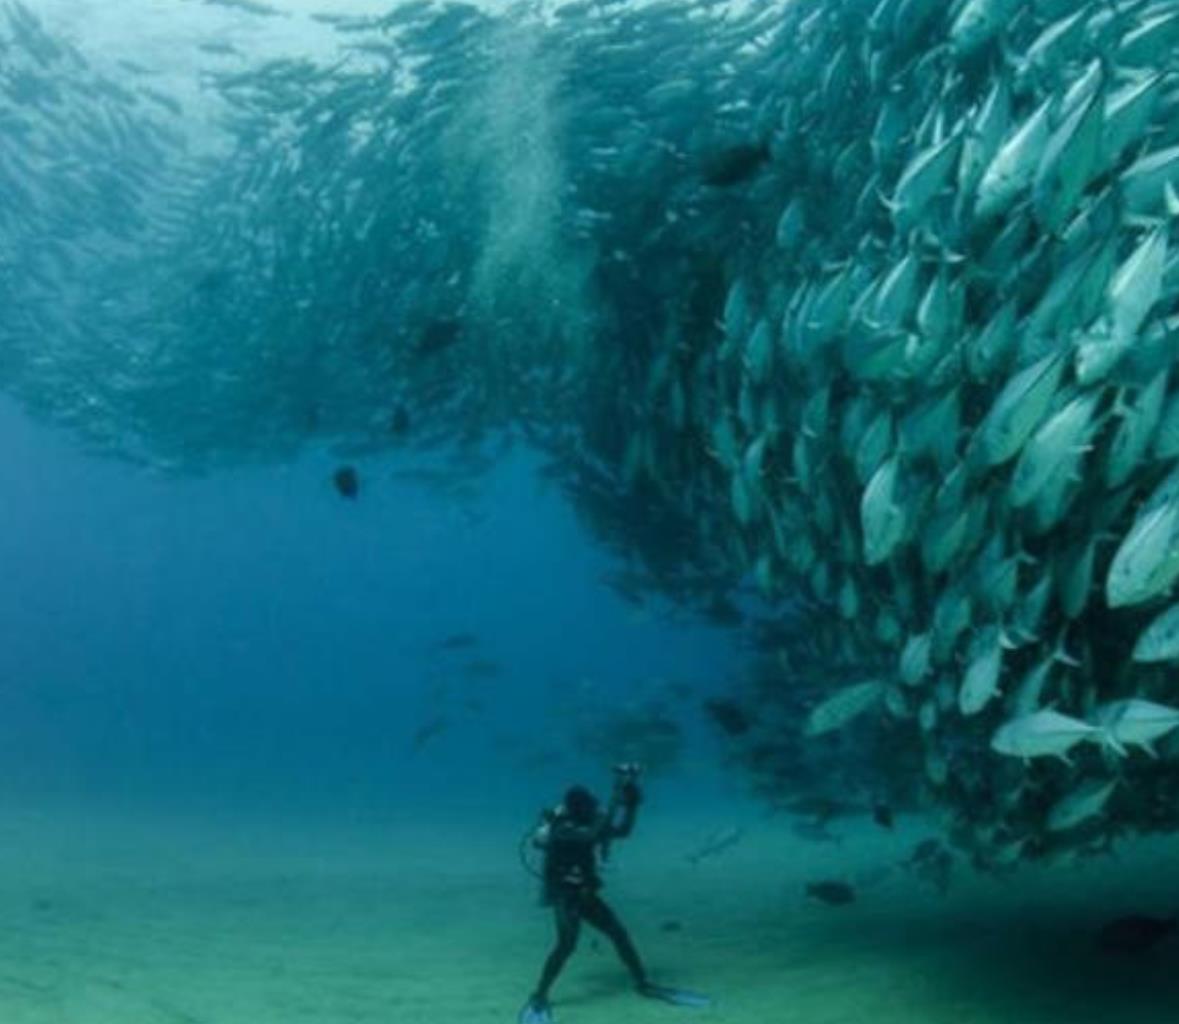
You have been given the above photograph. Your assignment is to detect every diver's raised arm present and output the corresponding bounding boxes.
[606,774,642,839]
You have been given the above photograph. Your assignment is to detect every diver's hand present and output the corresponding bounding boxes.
[619,781,642,806]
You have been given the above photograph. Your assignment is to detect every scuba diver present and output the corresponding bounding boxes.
[517,764,710,1024]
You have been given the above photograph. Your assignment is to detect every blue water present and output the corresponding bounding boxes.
[0,396,735,822]
[7,3,1179,1020]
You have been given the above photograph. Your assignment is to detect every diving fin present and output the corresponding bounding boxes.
[517,997,553,1024]
[639,983,712,1008]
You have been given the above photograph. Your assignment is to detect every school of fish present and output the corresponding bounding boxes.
[4,0,1179,867]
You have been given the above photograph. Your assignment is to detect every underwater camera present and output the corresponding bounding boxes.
[612,762,643,784]
[611,762,643,803]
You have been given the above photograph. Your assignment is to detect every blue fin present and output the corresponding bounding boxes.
[640,983,712,1008]
[518,998,553,1024]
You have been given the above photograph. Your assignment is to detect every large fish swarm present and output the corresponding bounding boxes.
[5,0,1179,866]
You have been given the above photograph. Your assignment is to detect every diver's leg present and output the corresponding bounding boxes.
[532,894,583,1002]
[581,894,648,987]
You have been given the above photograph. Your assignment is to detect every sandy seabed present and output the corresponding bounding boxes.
[0,799,1176,1024]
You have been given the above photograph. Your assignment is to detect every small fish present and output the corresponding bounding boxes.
[805,679,884,736]
[197,40,240,56]
[333,465,360,499]
[462,658,502,678]
[203,0,281,15]
[660,919,684,933]
[686,825,745,865]
[903,839,954,895]
[906,839,943,865]
[700,141,771,187]
[872,802,894,829]
[436,632,479,651]
[410,716,447,752]
[1047,777,1117,833]
[390,404,411,436]
[805,881,856,906]
[704,698,751,736]
[991,709,1114,761]
[1132,602,1179,662]
[415,317,463,358]
[1092,699,1179,756]
[1096,914,1178,954]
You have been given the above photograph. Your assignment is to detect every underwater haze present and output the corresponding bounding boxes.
[4,0,1179,1022]
[0,396,733,819]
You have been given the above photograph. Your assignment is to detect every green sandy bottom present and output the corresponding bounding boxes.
[1,802,1176,1023]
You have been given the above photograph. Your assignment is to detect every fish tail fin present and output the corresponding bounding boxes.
[1051,624,1082,667]
[1111,388,1135,419]
[1124,212,1166,230]
[1165,181,1179,219]
[877,185,899,214]
[1053,643,1082,668]
[1098,728,1128,758]
[998,628,1023,651]
[997,37,1020,74]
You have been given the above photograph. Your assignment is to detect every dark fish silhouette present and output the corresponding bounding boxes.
[907,838,943,864]
[872,802,894,829]
[463,658,502,678]
[700,141,771,187]
[1096,914,1178,954]
[415,317,462,357]
[333,465,360,499]
[197,41,240,56]
[436,632,479,651]
[904,839,954,896]
[704,698,751,736]
[390,404,411,435]
[806,881,856,906]
[686,825,745,864]
[204,0,281,15]
[410,716,447,752]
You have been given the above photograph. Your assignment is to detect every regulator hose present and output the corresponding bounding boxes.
[518,824,544,879]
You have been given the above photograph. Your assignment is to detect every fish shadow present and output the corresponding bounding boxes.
[791,902,1179,1021]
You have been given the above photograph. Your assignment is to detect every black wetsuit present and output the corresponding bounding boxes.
[530,797,646,1001]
